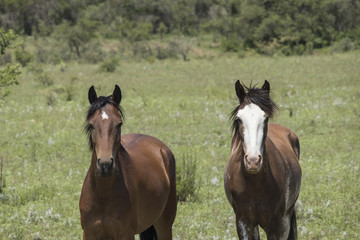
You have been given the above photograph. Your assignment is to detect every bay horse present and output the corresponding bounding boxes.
[224,80,301,240]
[79,85,177,240]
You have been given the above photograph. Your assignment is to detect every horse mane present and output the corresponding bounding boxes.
[84,95,125,150]
[230,82,279,134]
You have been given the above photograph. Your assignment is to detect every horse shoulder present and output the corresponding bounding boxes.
[224,155,243,203]
[266,124,301,209]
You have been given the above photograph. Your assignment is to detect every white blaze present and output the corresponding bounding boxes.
[236,103,266,156]
[101,110,109,120]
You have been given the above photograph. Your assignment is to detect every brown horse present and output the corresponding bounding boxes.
[79,85,177,240]
[224,80,302,240]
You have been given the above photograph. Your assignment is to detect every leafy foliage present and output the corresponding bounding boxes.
[98,58,119,73]
[0,28,20,99]
[1,0,360,56]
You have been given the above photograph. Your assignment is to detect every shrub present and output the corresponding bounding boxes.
[35,72,53,87]
[132,43,153,60]
[120,20,153,42]
[221,37,241,52]
[65,77,78,101]
[15,48,33,66]
[0,53,12,65]
[0,64,20,98]
[0,155,6,194]
[80,40,106,64]
[331,38,356,53]
[176,150,199,202]
[0,28,20,99]
[46,92,57,106]
[98,58,119,73]
[156,44,179,60]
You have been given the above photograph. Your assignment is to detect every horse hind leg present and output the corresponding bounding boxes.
[140,226,158,240]
[154,149,177,240]
[153,187,176,240]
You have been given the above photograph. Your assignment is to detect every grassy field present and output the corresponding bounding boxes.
[0,51,359,239]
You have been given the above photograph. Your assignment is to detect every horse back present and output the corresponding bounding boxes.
[267,123,300,161]
[122,133,175,177]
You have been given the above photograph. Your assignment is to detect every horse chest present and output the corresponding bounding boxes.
[231,179,284,223]
[83,209,134,239]
[81,197,135,237]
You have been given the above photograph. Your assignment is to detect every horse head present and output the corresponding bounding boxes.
[231,80,278,174]
[85,85,123,177]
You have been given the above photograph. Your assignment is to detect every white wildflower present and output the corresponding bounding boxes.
[211,177,219,186]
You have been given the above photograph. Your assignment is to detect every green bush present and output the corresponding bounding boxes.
[331,37,356,53]
[35,72,53,87]
[176,150,199,202]
[80,41,106,64]
[98,58,119,73]
[120,20,153,42]
[0,156,5,194]
[221,37,241,52]
[15,48,33,66]
[0,64,20,98]
[0,28,20,99]
[132,43,153,60]
[0,53,12,65]
[156,44,179,60]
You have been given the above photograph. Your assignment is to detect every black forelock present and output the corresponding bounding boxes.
[86,96,124,121]
[84,95,124,150]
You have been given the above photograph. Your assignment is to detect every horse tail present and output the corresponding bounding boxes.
[140,225,158,240]
[288,210,298,240]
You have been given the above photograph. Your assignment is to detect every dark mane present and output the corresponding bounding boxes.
[84,95,124,149]
[230,83,278,134]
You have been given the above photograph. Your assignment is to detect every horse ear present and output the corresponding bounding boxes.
[262,80,270,92]
[112,85,122,106]
[235,80,246,104]
[88,86,97,104]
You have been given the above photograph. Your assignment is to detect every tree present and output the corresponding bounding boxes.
[0,28,21,99]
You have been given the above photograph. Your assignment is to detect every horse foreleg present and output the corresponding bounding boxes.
[235,216,260,240]
[265,214,293,240]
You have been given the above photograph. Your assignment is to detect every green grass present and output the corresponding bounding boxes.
[0,52,359,239]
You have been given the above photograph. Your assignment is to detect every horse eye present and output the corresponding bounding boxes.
[235,117,242,124]
[116,122,123,129]
[88,124,94,131]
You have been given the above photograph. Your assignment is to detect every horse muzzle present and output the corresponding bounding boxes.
[244,154,263,174]
[97,157,115,177]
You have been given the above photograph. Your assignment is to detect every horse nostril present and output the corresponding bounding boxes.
[97,159,101,164]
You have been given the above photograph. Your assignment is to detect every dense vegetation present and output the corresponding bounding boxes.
[0,28,20,99]
[1,0,360,63]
